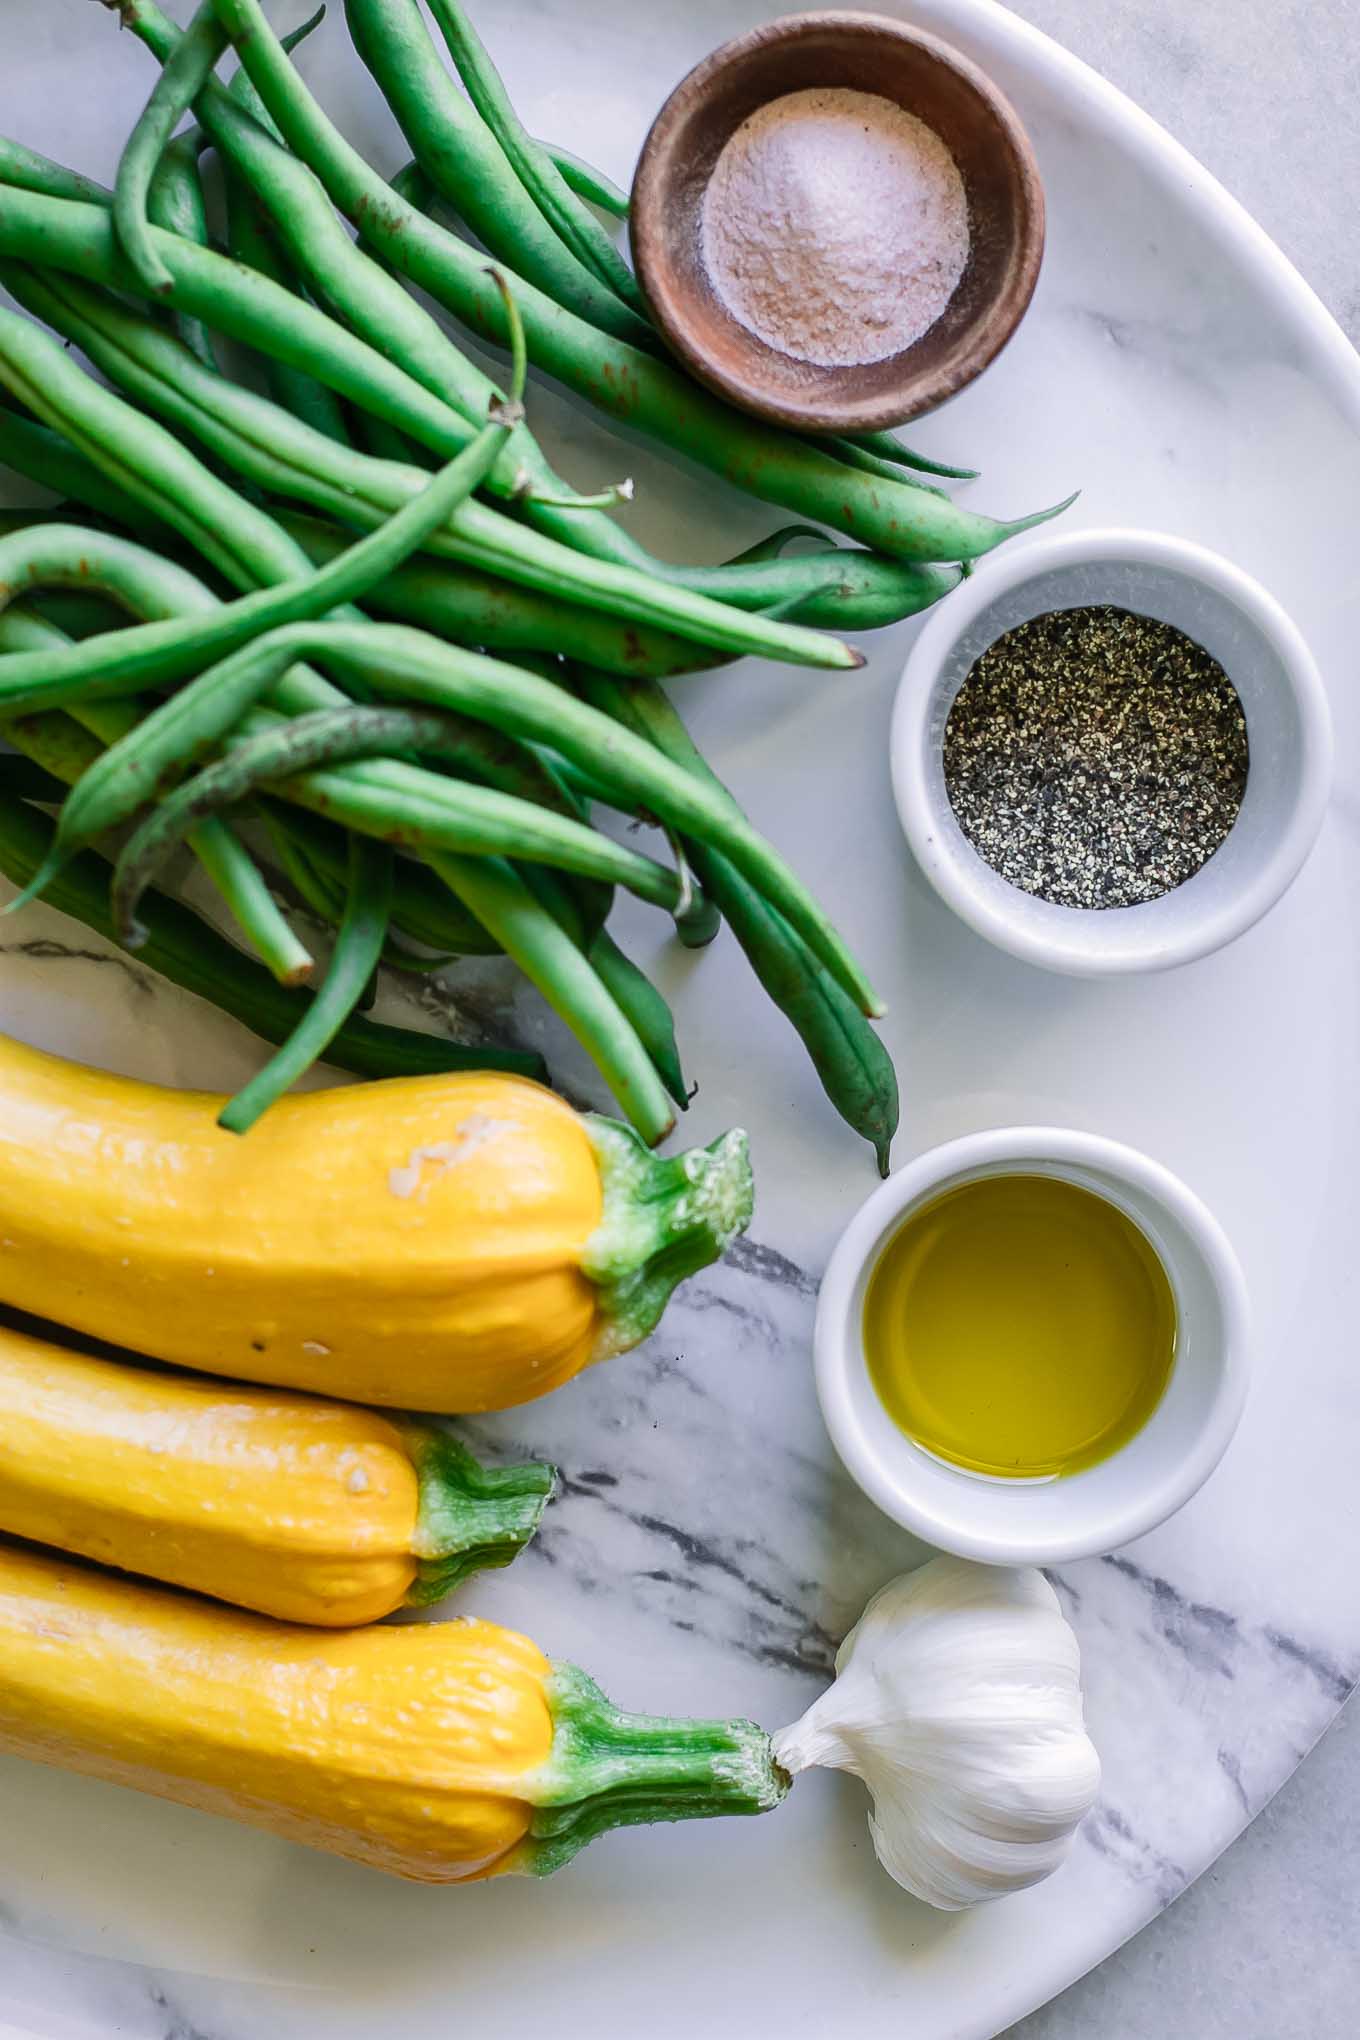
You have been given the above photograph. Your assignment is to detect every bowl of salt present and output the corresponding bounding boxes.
[630,10,1044,433]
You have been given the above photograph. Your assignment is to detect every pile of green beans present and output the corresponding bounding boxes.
[0,0,1071,1161]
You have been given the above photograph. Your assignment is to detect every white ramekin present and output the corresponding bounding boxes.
[891,528,1332,975]
[814,1126,1250,1566]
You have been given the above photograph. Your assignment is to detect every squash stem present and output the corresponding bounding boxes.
[581,1118,754,1359]
[509,1663,789,1876]
[404,1427,556,1602]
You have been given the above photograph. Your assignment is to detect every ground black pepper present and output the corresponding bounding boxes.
[942,606,1249,909]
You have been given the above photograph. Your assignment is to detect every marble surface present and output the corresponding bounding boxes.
[0,2,1358,2036]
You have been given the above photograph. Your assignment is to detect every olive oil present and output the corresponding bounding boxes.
[863,1173,1176,1480]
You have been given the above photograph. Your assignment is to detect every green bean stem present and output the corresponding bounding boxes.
[216,835,393,1134]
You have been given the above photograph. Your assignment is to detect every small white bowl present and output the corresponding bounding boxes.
[814,1126,1250,1565]
[891,528,1332,975]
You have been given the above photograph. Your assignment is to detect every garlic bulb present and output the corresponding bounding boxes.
[772,1556,1100,1909]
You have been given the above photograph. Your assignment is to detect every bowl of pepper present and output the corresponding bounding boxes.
[891,528,1333,975]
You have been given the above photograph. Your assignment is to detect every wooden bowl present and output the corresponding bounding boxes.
[630,11,1045,433]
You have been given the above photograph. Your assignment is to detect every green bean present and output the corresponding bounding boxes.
[48,610,878,1014]
[521,859,687,1108]
[428,849,674,1145]
[422,0,646,316]
[538,143,629,220]
[147,130,217,370]
[0,299,313,594]
[0,606,314,984]
[336,0,651,345]
[259,797,500,957]
[588,931,687,1110]
[0,421,717,680]
[187,0,1072,563]
[106,12,613,515]
[823,437,950,498]
[0,367,522,715]
[0,763,543,1082]
[277,514,717,679]
[258,803,349,927]
[0,137,112,207]
[216,835,393,1134]
[113,2,228,297]
[4,272,861,669]
[573,667,899,1172]
[0,176,551,511]
[0,368,679,1110]
[111,702,686,941]
[220,164,353,448]
[0,404,170,541]
[845,433,979,482]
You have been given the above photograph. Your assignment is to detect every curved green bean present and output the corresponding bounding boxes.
[217,835,393,1135]
[339,0,651,345]
[573,666,900,1172]
[846,433,979,482]
[421,0,646,315]
[520,857,687,1109]
[0,607,313,984]
[588,931,687,1110]
[538,143,629,220]
[147,129,217,369]
[428,849,675,1145]
[113,1,228,296]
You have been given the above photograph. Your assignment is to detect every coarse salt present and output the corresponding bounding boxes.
[700,87,969,368]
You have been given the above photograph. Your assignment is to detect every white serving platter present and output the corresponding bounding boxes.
[0,2,1357,2036]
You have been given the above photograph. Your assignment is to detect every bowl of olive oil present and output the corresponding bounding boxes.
[815,1127,1249,1565]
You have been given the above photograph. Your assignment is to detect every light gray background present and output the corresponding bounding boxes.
[1001,15,1359,2035]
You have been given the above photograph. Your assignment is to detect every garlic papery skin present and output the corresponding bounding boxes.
[772,1556,1100,1910]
